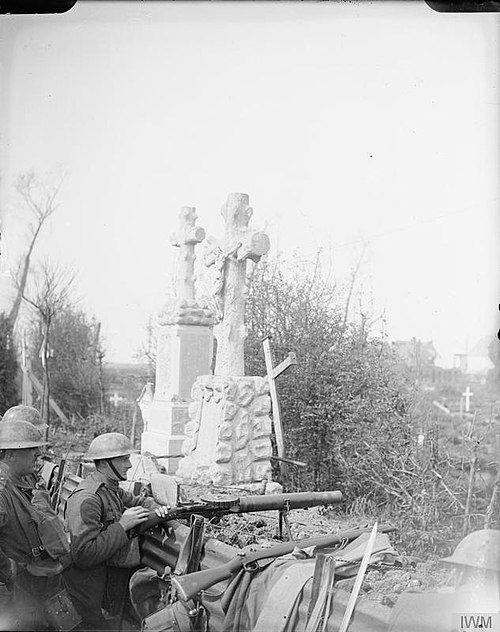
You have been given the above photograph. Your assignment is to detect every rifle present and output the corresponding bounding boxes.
[139,490,343,532]
[171,524,396,602]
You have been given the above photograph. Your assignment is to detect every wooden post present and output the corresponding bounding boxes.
[21,333,33,406]
[263,338,285,460]
[485,433,500,529]
[130,403,138,447]
[463,438,479,536]
[262,336,297,480]
[28,370,69,426]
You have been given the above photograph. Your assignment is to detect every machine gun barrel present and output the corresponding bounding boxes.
[140,490,342,532]
[172,524,396,602]
[237,491,341,512]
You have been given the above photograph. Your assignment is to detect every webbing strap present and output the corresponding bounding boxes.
[174,515,205,576]
[304,556,336,632]
[9,483,45,559]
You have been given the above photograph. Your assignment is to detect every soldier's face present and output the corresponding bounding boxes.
[110,454,132,480]
[8,447,41,476]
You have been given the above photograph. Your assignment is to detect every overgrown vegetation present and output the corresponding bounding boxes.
[244,254,499,557]
[29,304,106,422]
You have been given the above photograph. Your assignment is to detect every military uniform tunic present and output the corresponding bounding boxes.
[64,470,160,630]
[0,462,68,630]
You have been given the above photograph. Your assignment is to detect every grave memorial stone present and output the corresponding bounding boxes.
[139,207,215,473]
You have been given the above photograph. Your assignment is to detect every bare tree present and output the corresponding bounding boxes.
[21,261,75,426]
[342,243,367,330]
[9,169,65,327]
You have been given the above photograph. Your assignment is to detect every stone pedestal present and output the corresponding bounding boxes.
[155,324,214,401]
[176,375,274,486]
[140,322,214,474]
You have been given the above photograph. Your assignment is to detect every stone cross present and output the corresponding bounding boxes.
[170,207,206,302]
[205,193,270,376]
[462,386,474,412]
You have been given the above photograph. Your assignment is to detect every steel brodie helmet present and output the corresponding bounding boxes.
[84,432,137,461]
[0,420,48,450]
[3,405,42,424]
[2,405,48,431]
[441,529,500,572]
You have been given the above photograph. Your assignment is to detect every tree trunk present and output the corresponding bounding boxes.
[40,317,51,432]
[8,222,43,327]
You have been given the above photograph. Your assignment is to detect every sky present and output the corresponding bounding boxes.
[0,1,498,366]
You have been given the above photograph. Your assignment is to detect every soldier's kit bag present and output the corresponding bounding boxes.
[107,533,141,568]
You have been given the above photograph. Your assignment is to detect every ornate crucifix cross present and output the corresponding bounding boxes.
[205,193,270,376]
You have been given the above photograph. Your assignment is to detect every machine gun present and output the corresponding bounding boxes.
[139,490,343,533]
[171,524,397,602]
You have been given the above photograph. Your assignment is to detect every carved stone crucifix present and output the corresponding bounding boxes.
[205,193,270,376]
[170,206,206,302]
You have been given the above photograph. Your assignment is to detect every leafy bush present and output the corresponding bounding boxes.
[30,305,105,421]
[244,254,499,556]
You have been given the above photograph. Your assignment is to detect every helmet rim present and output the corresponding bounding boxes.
[0,420,48,450]
[441,529,500,572]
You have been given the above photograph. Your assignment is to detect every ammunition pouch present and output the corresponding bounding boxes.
[43,587,82,631]
[142,600,206,632]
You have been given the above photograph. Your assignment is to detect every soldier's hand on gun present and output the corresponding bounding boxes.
[154,505,170,519]
[119,506,151,531]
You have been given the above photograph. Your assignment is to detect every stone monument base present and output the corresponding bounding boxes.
[141,430,184,474]
[140,399,190,475]
[176,375,275,486]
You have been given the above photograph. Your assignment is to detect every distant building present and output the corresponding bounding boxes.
[392,338,437,379]
[454,336,495,376]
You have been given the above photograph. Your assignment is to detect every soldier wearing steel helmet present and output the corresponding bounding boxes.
[0,420,80,631]
[388,529,500,631]
[64,432,169,631]
[1,405,59,493]
[2,405,48,429]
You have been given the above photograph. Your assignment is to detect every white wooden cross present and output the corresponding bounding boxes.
[110,392,124,408]
[262,336,297,476]
[462,386,474,413]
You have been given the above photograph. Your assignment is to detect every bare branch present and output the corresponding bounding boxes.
[9,170,65,326]
[342,242,367,329]
[22,259,76,319]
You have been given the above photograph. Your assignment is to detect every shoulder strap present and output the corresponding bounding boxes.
[64,478,104,519]
[8,482,45,559]
[174,514,205,576]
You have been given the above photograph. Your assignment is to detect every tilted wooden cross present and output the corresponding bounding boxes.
[262,336,298,477]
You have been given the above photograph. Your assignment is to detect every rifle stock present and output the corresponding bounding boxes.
[140,490,343,532]
[172,524,396,602]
